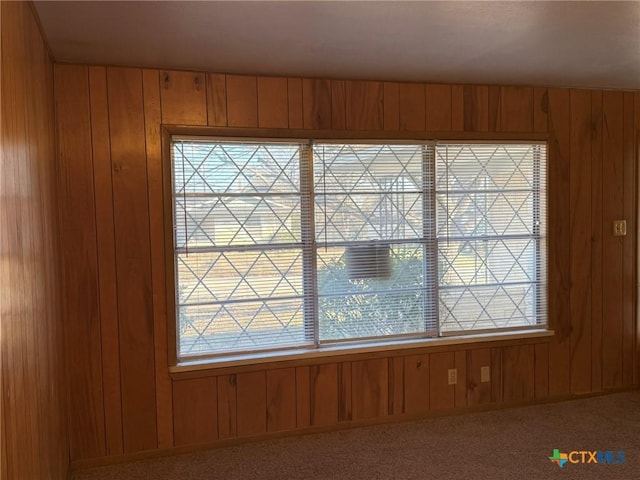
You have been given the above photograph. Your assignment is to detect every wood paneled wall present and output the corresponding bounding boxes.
[1,2,68,479]
[54,65,639,466]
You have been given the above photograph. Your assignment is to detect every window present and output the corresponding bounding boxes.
[171,138,547,360]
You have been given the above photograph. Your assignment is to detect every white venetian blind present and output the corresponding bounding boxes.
[172,138,313,358]
[435,143,547,333]
[313,142,438,342]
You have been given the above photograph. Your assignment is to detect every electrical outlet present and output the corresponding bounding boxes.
[481,366,491,383]
[613,220,627,236]
[448,368,457,385]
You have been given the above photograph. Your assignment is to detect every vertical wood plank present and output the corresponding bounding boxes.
[331,80,347,130]
[602,91,625,390]
[383,82,400,131]
[172,378,217,446]
[591,90,604,393]
[226,75,258,127]
[206,73,227,126]
[1,416,7,479]
[403,354,429,414]
[635,92,640,387]
[287,78,303,129]
[622,91,636,387]
[454,350,467,408]
[534,87,549,133]
[451,85,464,131]
[236,371,267,437]
[143,69,174,449]
[466,349,491,406]
[32,10,65,474]
[502,345,535,402]
[107,68,157,453]
[547,88,572,397]
[425,84,452,131]
[429,352,454,410]
[159,70,206,125]
[352,358,388,420]
[399,83,426,131]
[309,364,338,426]
[569,89,593,395]
[500,86,534,132]
[88,65,123,456]
[217,374,237,439]
[534,343,549,399]
[338,362,352,422]
[488,86,501,131]
[257,76,288,129]
[302,79,332,129]
[295,366,310,428]
[463,85,489,132]
[5,7,41,470]
[388,357,404,415]
[56,64,106,460]
[490,348,503,403]
[345,80,383,130]
[107,67,158,453]
[266,368,297,433]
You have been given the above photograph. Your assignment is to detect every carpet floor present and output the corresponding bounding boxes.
[72,391,640,480]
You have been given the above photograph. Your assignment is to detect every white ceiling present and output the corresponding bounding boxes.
[35,1,640,90]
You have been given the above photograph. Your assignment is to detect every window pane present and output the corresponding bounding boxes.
[436,143,546,333]
[438,239,536,286]
[436,191,535,238]
[436,144,536,190]
[315,144,423,193]
[439,284,537,332]
[314,144,435,342]
[175,195,301,248]
[314,144,425,244]
[316,193,423,243]
[318,244,428,340]
[174,142,300,194]
[179,298,307,355]
[173,140,308,358]
[177,249,304,304]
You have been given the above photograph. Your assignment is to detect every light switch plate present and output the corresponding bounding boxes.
[481,366,491,383]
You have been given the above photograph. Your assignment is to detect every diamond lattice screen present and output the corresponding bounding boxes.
[436,144,547,332]
[313,143,438,341]
[171,138,547,360]
[173,140,311,356]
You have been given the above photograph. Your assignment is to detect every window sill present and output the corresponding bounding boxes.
[170,328,554,377]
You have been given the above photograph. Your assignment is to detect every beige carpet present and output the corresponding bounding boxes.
[73,391,640,480]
